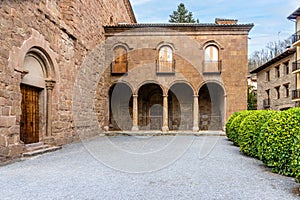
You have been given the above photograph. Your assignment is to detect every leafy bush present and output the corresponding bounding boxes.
[226,110,253,146]
[225,111,242,140]
[239,110,276,158]
[258,108,300,176]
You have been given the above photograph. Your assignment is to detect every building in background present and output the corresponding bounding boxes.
[250,48,296,110]
[288,7,300,107]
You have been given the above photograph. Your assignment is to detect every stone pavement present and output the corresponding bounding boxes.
[0,135,299,199]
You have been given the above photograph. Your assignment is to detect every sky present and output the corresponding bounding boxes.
[130,0,299,56]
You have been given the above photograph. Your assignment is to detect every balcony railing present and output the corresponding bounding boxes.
[203,61,222,74]
[156,60,175,74]
[292,89,300,100]
[263,99,270,108]
[292,60,300,73]
[291,30,300,44]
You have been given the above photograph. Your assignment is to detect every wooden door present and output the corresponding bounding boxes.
[20,84,40,144]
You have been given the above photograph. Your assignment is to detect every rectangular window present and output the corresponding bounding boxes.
[275,86,280,99]
[266,70,270,81]
[283,83,289,98]
[266,89,270,99]
[275,66,280,78]
[284,62,289,75]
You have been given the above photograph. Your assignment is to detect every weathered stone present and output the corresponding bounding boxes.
[0,0,136,158]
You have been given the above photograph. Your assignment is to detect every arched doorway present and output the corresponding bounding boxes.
[199,82,225,130]
[20,48,55,144]
[138,83,163,130]
[109,83,133,130]
[168,83,194,130]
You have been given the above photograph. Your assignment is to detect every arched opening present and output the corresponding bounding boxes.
[20,48,55,144]
[109,83,133,130]
[199,82,225,130]
[204,45,221,73]
[157,45,174,73]
[168,83,194,130]
[138,83,163,130]
[111,46,128,74]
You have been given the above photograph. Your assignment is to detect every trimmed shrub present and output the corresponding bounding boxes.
[239,110,276,158]
[226,110,253,146]
[225,111,242,140]
[258,108,300,176]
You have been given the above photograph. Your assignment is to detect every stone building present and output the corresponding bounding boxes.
[250,7,300,111]
[0,1,253,158]
[0,0,136,158]
[92,19,253,132]
[250,48,296,110]
[288,7,300,106]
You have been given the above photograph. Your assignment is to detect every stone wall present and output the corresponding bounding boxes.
[0,0,135,157]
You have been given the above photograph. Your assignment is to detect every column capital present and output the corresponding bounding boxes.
[193,95,199,98]
[133,94,138,98]
[163,95,168,98]
[45,79,56,90]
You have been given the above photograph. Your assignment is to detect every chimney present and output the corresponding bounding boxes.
[215,18,238,25]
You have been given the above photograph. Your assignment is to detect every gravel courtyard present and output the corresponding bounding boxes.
[0,135,299,200]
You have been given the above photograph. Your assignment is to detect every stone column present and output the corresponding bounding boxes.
[162,95,169,132]
[45,79,56,137]
[132,95,139,131]
[193,95,199,131]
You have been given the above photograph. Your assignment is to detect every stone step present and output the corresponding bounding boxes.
[25,142,44,148]
[25,144,51,152]
[23,146,62,157]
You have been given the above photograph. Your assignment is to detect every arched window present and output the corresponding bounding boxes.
[205,45,219,61]
[204,45,221,74]
[157,46,174,74]
[112,46,128,74]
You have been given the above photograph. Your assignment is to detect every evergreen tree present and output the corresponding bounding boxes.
[169,3,197,23]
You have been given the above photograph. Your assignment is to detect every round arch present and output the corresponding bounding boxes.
[202,40,224,50]
[198,81,226,131]
[137,83,164,130]
[135,80,165,95]
[168,80,196,95]
[20,46,57,144]
[109,82,133,131]
[108,80,134,96]
[168,82,194,130]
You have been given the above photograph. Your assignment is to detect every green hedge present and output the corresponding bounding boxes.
[225,111,242,140]
[226,110,253,146]
[239,110,276,158]
[258,108,300,176]
[226,108,300,184]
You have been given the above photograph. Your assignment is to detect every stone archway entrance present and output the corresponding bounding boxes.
[168,83,194,130]
[138,83,163,130]
[109,83,133,130]
[199,83,225,130]
[20,48,55,144]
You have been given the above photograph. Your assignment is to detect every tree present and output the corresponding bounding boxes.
[249,39,292,71]
[248,85,257,110]
[169,3,197,23]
